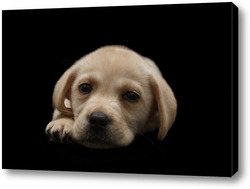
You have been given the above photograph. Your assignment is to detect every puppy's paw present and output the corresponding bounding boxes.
[45,118,74,144]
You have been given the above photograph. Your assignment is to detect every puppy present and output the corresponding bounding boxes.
[45,46,177,149]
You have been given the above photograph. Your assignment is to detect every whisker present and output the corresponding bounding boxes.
[136,132,155,145]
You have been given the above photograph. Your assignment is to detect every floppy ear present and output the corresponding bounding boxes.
[149,74,177,141]
[52,63,79,117]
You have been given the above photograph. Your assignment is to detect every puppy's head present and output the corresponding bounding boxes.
[53,46,177,148]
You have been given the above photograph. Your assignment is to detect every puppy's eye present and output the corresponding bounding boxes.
[79,83,92,94]
[122,91,140,102]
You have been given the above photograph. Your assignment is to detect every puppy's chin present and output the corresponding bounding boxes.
[79,140,124,149]
[72,126,135,149]
[76,137,134,149]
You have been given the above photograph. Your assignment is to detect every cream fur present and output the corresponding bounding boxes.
[45,45,177,149]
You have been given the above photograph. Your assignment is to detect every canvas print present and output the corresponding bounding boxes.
[2,2,238,176]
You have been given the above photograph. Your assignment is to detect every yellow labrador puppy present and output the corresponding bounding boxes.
[46,46,177,149]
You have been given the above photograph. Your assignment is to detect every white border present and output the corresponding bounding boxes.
[1,0,249,189]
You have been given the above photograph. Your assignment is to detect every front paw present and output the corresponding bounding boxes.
[45,118,74,144]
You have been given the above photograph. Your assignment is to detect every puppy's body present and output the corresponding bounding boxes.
[46,46,177,149]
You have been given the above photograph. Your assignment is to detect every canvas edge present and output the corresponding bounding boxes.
[230,2,239,177]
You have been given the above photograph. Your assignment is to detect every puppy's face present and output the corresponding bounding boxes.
[70,48,154,148]
[51,46,177,149]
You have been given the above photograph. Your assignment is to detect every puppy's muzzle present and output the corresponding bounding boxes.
[88,112,111,131]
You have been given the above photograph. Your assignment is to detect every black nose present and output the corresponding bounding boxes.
[88,112,111,128]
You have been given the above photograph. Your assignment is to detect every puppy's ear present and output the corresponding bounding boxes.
[52,63,78,117]
[149,74,177,141]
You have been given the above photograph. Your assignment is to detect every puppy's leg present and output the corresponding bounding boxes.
[45,109,74,144]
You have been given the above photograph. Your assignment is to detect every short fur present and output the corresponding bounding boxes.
[46,46,177,149]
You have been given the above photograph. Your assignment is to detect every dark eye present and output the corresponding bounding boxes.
[79,83,92,94]
[122,91,140,102]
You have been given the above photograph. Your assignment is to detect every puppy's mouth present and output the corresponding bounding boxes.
[73,112,134,148]
[78,127,118,149]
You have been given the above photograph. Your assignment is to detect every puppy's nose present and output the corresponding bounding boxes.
[89,112,111,127]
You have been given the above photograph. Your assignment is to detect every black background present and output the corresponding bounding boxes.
[2,3,238,176]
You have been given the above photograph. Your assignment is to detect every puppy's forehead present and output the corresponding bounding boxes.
[78,47,146,79]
